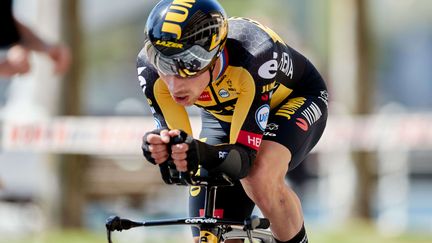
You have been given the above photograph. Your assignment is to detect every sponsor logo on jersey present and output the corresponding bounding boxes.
[296,118,309,132]
[218,151,228,159]
[278,51,294,79]
[218,89,230,98]
[215,74,227,86]
[162,0,196,39]
[154,118,162,129]
[258,52,294,79]
[137,67,147,93]
[147,98,157,114]
[258,52,278,79]
[319,90,329,107]
[146,98,153,106]
[263,132,276,137]
[261,82,275,101]
[198,91,212,101]
[266,123,279,131]
[237,130,263,150]
[225,79,237,92]
[299,102,322,131]
[255,105,270,131]
[261,82,276,93]
[275,97,306,120]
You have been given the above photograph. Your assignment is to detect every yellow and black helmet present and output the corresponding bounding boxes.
[144,0,228,78]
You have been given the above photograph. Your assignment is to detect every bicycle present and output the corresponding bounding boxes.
[106,138,275,243]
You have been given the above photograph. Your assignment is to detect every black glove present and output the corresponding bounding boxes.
[170,130,199,173]
[141,129,164,165]
[142,129,198,171]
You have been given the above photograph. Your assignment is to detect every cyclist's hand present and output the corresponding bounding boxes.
[168,129,198,173]
[168,130,189,172]
[142,129,171,164]
[3,45,31,76]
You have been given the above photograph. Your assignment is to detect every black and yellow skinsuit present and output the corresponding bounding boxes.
[137,17,328,237]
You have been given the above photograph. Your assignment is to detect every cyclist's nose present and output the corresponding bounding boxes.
[166,76,187,92]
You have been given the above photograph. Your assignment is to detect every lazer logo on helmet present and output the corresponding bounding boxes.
[155,40,183,48]
[162,0,197,39]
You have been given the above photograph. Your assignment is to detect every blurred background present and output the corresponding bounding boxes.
[1,0,432,242]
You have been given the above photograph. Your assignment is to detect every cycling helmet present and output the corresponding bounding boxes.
[144,0,228,78]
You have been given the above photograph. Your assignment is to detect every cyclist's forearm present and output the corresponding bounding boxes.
[14,18,50,52]
[193,140,256,179]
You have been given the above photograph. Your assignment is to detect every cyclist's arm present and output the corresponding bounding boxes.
[228,24,317,150]
[229,42,276,151]
[14,18,49,52]
[137,49,193,134]
[196,140,255,179]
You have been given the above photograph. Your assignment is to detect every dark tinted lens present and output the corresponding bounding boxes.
[145,40,219,77]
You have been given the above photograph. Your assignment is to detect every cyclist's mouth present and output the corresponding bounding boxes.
[173,95,189,104]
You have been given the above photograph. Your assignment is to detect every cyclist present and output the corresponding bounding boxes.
[138,0,328,242]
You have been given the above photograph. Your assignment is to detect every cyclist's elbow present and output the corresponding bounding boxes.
[211,144,256,180]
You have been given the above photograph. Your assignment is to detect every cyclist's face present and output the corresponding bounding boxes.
[159,71,210,106]
[159,59,220,106]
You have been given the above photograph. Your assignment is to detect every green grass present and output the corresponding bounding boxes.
[1,223,431,243]
[0,230,105,243]
[309,221,432,243]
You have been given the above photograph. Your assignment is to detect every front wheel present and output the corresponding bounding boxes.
[223,227,276,243]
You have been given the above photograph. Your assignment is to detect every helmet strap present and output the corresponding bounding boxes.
[207,47,225,84]
[208,63,215,85]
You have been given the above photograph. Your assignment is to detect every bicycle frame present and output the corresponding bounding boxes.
[106,162,271,243]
